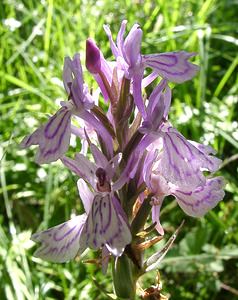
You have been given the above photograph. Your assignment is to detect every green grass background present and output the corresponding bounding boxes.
[1,0,238,299]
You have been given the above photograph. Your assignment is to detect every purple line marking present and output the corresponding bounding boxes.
[44,107,68,139]
[53,224,77,241]
[103,195,112,233]
[163,137,182,179]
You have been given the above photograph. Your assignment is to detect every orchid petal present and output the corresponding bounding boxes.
[113,152,141,191]
[61,154,97,189]
[103,24,119,58]
[151,198,164,235]
[173,177,225,217]
[159,126,222,188]
[90,143,108,169]
[105,153,122,180]
[63,54,94,109]
[78,110,113,158]
[188,141,217,155]
[21,107,72,164]
[142,70,160,89]
[63,57,73,95]
[77,179,94,214]
[163,85,172,119]
[144,51,199,83]
[124,24,142,68]
[132,69,146,117]
[116,20,127,57]
[143,151,158,189]
[31,214,87,262]
[80,194,131,256]
[146,79,167,118]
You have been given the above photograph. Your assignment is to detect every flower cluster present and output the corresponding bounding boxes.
[22,20,224,277]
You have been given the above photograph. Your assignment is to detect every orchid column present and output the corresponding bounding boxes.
[21,20,224,300]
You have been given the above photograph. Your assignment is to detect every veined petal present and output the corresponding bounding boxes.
[116,20,127,57]
[132,69,146,117]
[103,24,119,58]
[31,214,87,262]
[159,126,222,188]
[61,154,97,188]
[188,141,217,155]
[173,177,225,217]
[63,54,94,109]
[124,23,142,68]
[78,110,113,158]
[113,152,141,191]
[163,85,172,119]
[105,153,122,181]
[20,127,42,149]
[144,51,199,83]
[80,193,131,256]
[21,107,72,164]
[63,57,73,95]
[151,198,164,235]
[142,70,160,89]
[90,143,108,169]
[146,79,167,118]
[143,150,158,189]
[77,179,94,214]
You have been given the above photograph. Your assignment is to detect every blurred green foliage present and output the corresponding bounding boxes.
[0,0,238,299]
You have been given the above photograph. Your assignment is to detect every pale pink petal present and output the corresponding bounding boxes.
[146,79,167,118]
[113,152,141,191]
[159,126,222,188]
[103,24,119,58]
[90,144,108,169]
[142,70,160,88]
[21,107,71,164]
[61,154,97,189]
[124,23,142,68]
[143,151,158,189]
[77,179,94,214]
[31,214,87,262]
[188,141,217,155]
[63,57,73,95]
[151,198,164,235]
[173,177,225,217]
[132,69,146,117]
[144,51,199,83]
[80,194,131,257]
[116,20,127,57]
[63,54,94,109]
[105,153,122,180]
[163,85,172,119]
[78,110,113,158]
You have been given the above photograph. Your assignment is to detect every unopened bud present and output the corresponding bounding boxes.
[86,38,101,74]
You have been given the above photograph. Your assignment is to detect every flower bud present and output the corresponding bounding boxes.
[86,38,101,74]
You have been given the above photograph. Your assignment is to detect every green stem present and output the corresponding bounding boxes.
[112,254,136,300]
